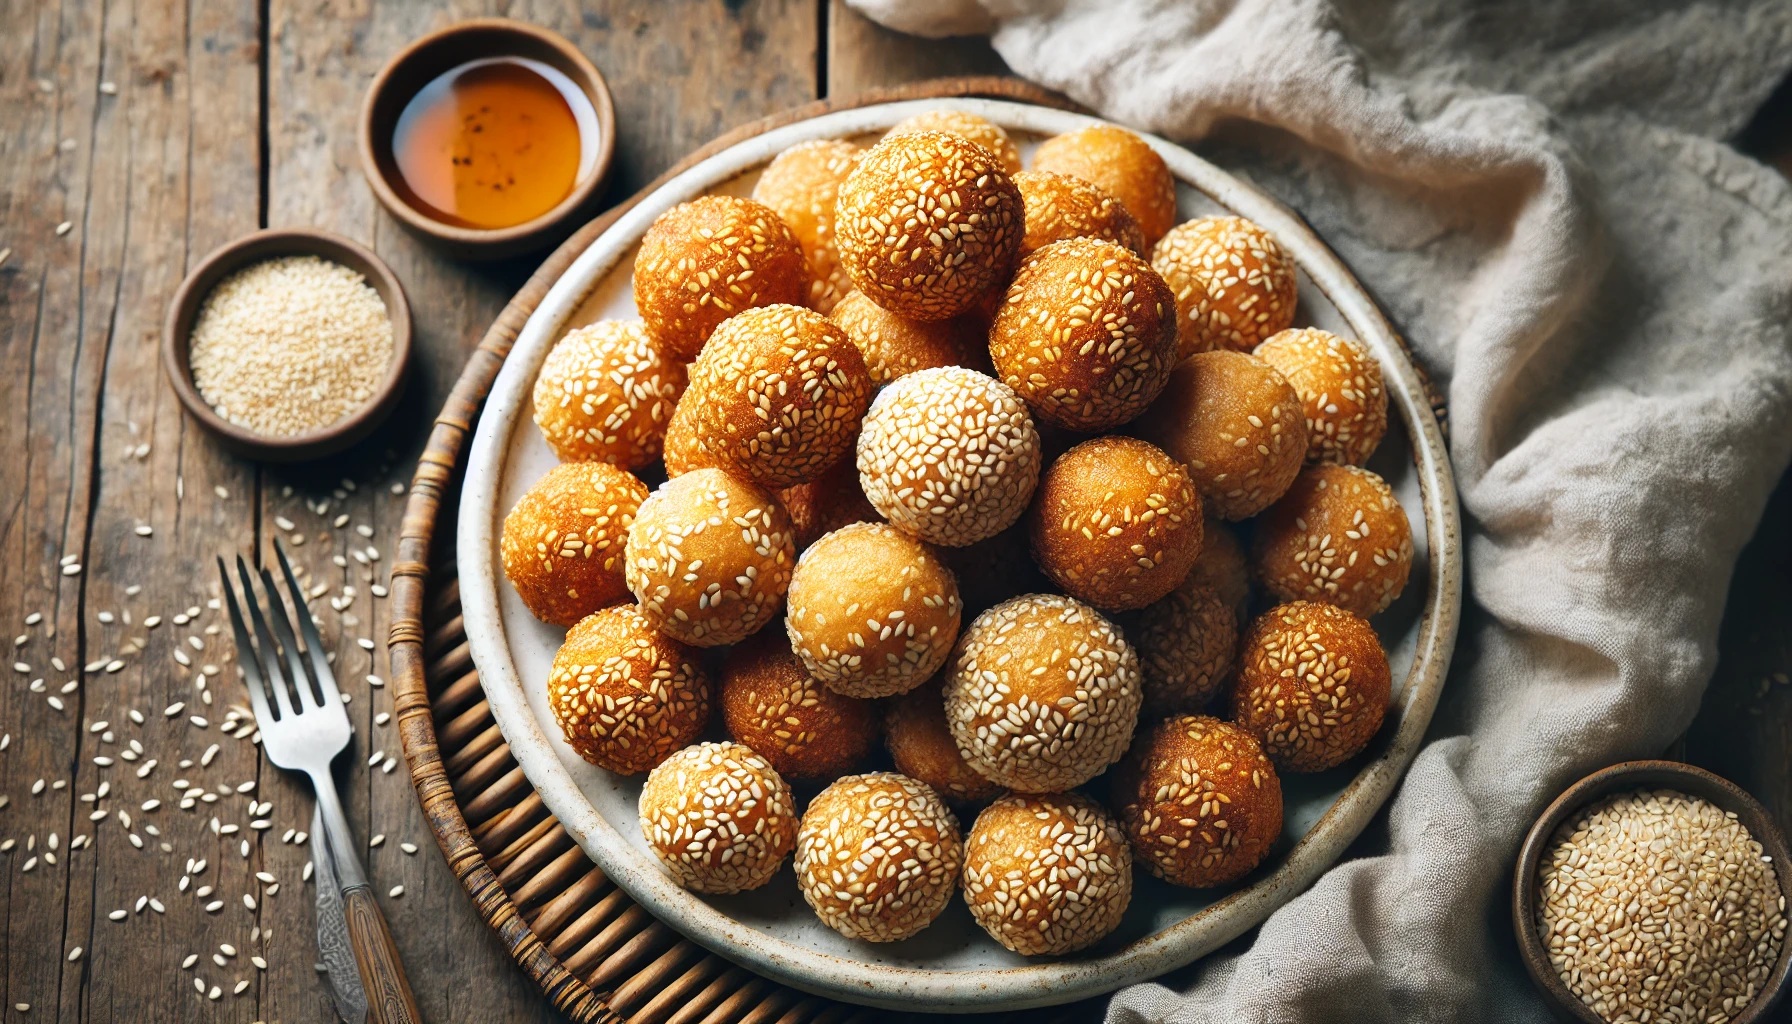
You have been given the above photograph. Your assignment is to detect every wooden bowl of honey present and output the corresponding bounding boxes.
[358,18,616,260]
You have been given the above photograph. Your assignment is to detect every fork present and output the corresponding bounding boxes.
[219,541,421,1024]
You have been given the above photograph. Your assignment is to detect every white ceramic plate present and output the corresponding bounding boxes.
[458,98,1462,1013]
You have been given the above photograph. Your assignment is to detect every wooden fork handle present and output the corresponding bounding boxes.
[343,883,422,1024]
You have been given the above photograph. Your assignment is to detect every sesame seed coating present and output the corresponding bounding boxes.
[501,462,650,627]
[661,387,713,478]
[944,594,1141,793]
[624,468,796,647]
[835,130,1023,322]
[751,139,863,314]
[639,741,797,894]
[857,367,1042,548]
[634,195,810,361]
[1120,577,1238,715]
[1133,350,1308,521]
[1028,437,1204,612]
[1253,464,1413,617]
[1110,715,1282,888]
[786,522,962,699]
[884,681,1004,805]
[688,305,873,488]
[546,605,711,775]
[884,109,1022,175]
[962,792,1132,956]
[1232,601,1390,773]
[1188,516,1251,617]
[1013,170,1146,259]
[795,773,963,943]
[1032,125,1178,247]
[1254,327,1388,466]
[829,289,991,387]
[720,630,877,781]
[533,319,687,470]
[776,454,882,550]
[1152,216,1297,359]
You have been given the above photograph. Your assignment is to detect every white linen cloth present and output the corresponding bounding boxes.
[850,2,1792,1020]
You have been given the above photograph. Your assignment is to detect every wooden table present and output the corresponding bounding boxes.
[1,2,1786,1021]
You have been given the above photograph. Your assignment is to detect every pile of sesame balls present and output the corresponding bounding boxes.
[501,111,1415,957]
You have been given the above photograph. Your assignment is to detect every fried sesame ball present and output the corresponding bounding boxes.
[829,289,990,386]
[1189,516,1250,617]
[660,387,711,478]
[546,604,711,774]
[1254,327,1388,466]
[777,453,881,550]
[1121,577,1238,715]
[785,522,962,699]
[884,109,1022,175]
[1013,170,1146,259]
[1233,601,1391,773]
[936,522,1052,617]
[533,320,687,470]
[989,237,1179,432]
[962,792,1132,956]
[857,367,1042,547]
[1152,216,1297,359]
[634,195,810,361]
[1110,715,1281,887]
[720,630,877,781]
[1028,437,1203,612]
[639,740,797,894]
[502,462,649,627]
[1133,350,1308,521]
[835,130,1023,322]
[688,304,873,489]
[883,681,1005,805]
[944,594,1141,793]
[1032,125,1178,247]
[1253,464,1413,618]
[751,139,862,314]
[624,468,796,647]
[795,773,963,943]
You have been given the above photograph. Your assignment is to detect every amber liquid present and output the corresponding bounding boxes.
[390,58,588,230]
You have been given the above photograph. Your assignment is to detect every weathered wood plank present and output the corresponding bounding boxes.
[826,0,1007,98]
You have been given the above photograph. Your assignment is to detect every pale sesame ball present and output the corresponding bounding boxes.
[794,773,963,943]
[1013,170,1145,259]
[1110,715,1282,888]
[944,594,1141,793]
[633,195,810,361]
[532,320,687,470]
[688,305,873,489]
[857,367,1042,547]
[751,139,863,314]
[989,237,1179,432]
[884,109,1022,174]
[962,792,1132,956]
[720,630,877,781]
[1233,601,1391,773]
[1254,327,1388,466]
[1152,216,1297,359]
[1189,516,1250,617]
[1133,350,1308,521]
[786,522,962,699]
[1120,577,1238,715]
[546,605,711,774]
[624,468,796,647]
[502,462,650,627]
[777,454,881,551]
[835,130,1023,322]
[660,387,713,478]
[639,741,797,894]
[884,681,1004,805]
[829,289,990,387]
[1032,125,1178,247]
[1252,464,1413,617]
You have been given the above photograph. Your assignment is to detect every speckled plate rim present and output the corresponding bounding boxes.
[457,97,1464,1013]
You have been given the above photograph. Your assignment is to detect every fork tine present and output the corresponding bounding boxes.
[259,564,321,710]
[219,558,279,726]
[273,539,343,707]
[236,556,299,718]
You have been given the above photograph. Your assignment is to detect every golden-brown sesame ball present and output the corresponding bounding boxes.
[1133,350,1308,521]
[786,522,962,698]
[546,605,711,774]
[835,130,1023,322]
[751,139,862,314]
[1254,327,1388,466]
[1032,125,1178,247]
[884,109,1022,174]
[962,792,1132,956]
[795,773,963,942]
[777,453,881,551]
[1028,437,1203,612]
[1013,170,1145,259]
[829,289,991,386]
[532,320,686,470]
[944,594,1141,792]
[1189,516,1250,617]
[1152,217,1297,359]
[624,468,796,646]
[639,741,797,894]
[633,195,810,361]
[857,366,1042,547]
[688,305,873,489]
[1121,578,1238,715]
[1233,601,1391,773]
[990,237,1179,432]
[660,386,713,478]
[502,462,649,627]
[1110,715,1281,887]
[884,681,1005,805]
[1253,464,1413,617]
[720,630,877,781]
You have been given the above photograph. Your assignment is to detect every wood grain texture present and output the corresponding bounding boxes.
[344,884,423,1024]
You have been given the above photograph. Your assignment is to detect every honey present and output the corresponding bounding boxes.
[390,57,599,230]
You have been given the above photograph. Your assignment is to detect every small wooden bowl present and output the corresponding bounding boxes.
[1514,760,1792,1023]
[162,228,413,463]
[357,18,616,260]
